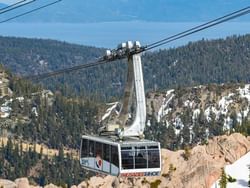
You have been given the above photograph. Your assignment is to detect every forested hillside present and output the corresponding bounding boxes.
[0,71,98,186]
[143,35,250,91]
[0,139,85,187]
[0,35,250,101]
[1,75,100,149]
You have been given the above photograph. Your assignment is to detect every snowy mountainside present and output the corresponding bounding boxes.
[147,83,250,139]
[100,83,250,148]
[148,84,250,124]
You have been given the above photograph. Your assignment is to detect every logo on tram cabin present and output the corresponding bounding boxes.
[95,154,102,169]
[121,171,160,177]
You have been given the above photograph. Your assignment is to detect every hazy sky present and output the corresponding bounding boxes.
[0,0,249,23]
[0,0,18,4]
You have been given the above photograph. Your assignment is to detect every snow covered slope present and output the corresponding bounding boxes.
[146,84,250,143]
[211,151,250,188]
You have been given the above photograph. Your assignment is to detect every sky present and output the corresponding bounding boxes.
[0,0,18,4]
[0,0,249,23]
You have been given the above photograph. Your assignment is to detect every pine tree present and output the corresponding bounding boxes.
[248,165,250,187]
[0,148,3,175]
[182,125,190,147]
[39,146,43,159]
[219,167,227,188]
[5,138,13,161]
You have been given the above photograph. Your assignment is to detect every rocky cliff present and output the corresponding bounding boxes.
[1,133,249,188]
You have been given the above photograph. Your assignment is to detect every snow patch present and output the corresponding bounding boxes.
[2,99,13,107]
[223,116,232,130]
[243,107,249,118]
[205,93,235,123]
[0,98,13,118]
[173,60,178,66]
[16,97,24,102]
[157,89,175,122]
[184,100,194,108]
[218,93,234,115]
[193,85,204,89]
[0,106,11,113]
[101,102,120,121]
[32,107,38,117]
[237,113,242,125]
[147,120,151,127]
[205,128,209,139]
[173,116,184,135]
[237,84,250,102]
[192,109,200,121]
[204,106,219,122]
[165,120,170,128]
[236,84,250,122]
[211,151,250,188]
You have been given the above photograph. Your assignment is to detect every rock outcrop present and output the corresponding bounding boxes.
[15,178,30,188]
[0,179,16,188]
[157,133,250,188]
[0,178,42,188]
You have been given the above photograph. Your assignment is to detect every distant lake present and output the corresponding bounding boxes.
[0,22,249,49]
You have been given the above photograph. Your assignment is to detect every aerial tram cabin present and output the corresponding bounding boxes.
[80,135,161,177]
[80,41,161,177]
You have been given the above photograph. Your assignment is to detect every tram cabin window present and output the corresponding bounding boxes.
[110,145,119,175]
[103,144,110,162]
[148,146,160,168]
[135,146,147,169]
[95,142,103,158]
[81,139,88,158]
[89,140,95,157]
[121,147,134,169]
[111,145,119,167]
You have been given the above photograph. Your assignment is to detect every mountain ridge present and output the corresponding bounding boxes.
[1,34,250,100]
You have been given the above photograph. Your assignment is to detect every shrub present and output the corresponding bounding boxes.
[182,147,191,160]
[150,179,161,188]
[227,175,236,183]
